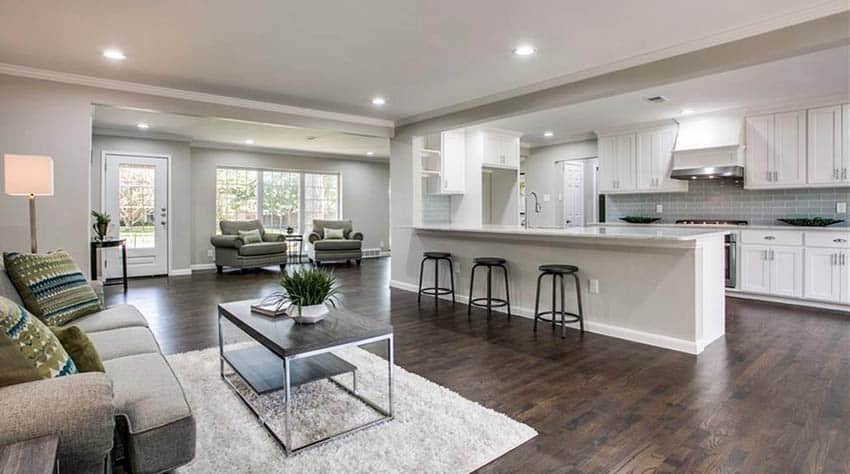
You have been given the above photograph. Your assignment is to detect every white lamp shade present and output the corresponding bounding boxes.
[4,154,54,196]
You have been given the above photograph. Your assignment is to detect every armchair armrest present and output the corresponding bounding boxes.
[263,232,285,242]
[308,232,322,244]
[0,373,115,472]
[210,235,243,249]
[351,231,364,241]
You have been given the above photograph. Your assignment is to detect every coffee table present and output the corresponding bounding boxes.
[217,300,393,455]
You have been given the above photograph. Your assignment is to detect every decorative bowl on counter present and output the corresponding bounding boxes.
[620,216,662,224]
[777,217,845,227]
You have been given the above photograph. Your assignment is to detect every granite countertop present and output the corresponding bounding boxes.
[412,224,728,242]
[601,223,850,233]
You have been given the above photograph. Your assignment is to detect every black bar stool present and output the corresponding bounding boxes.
[467,257,511,320]
[418,252,455,305]
[533,264,584,338]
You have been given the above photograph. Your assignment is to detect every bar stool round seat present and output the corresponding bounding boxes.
[538,264,579,274]
[473,256,507,265]
[534,263,584,338]
[468,257,511,321]
[418,252,455,305]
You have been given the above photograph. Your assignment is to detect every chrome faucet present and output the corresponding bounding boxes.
[522,191,542,229]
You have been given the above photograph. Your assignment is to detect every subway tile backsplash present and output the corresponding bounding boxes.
[605,180,850,226]
[422,193,451,224]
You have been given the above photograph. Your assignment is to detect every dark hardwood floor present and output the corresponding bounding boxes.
[106,258,850,473]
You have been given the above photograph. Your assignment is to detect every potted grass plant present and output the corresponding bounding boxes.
[91,210,111,240]
[262,268,339,323]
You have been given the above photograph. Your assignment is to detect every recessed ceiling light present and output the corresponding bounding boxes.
[513,45,536,56]
[136,123,149,130]
[371,97,386,106]
[681,108,695,115]
[366,151,375,156]
[543,131,554,138]
[244,139,254,145]
[102,49,126,61]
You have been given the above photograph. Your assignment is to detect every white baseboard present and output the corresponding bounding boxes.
[168,268,192,276]
[190,263,217,272]
[389,280,708,355]
[726,289,850,313]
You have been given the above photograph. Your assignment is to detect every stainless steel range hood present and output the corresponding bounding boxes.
[670,111,745,181]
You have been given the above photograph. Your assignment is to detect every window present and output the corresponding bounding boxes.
[215,167,339,236]
[118,164,156,248]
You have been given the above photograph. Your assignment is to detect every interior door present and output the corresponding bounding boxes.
[104,154,168,278]
[562,162,584,227]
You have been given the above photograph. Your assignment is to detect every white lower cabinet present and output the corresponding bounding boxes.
[804,248,850,303]
[740,244,802,298]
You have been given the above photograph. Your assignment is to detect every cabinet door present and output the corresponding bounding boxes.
[770,246,803,298]
[597,136,618,193]
[501,135,519,167]
[482,133,500,165]
[615,134,636,191]
[807,105,842,184]
[745,114,773,187]
[654,127,684,191]
[843,104,849,181]
[773,111,807,186]
[740,245,771,294]
[842,251,850,303]
[440,129,466,193]
[804,248,841,302]
[635,130,654,190]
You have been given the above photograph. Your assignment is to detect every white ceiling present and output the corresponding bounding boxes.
[92,107,390,158]
[485,46,850,147]
[0,0,841,121]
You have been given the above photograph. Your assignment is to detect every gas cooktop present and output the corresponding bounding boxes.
[675,219,749,225]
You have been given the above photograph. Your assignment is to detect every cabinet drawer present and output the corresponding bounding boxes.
[805,232,850,248]
[741,230,803,246]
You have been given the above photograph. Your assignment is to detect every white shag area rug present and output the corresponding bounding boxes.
[168,346,537,473]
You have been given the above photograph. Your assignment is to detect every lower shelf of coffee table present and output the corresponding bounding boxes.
[223,346,356,395]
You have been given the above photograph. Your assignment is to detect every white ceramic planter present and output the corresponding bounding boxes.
[294,303,329,324]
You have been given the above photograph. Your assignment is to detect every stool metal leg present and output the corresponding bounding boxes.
[551,274,557,332]
[467,264,479,320]
[447,258,456,305]
[417,257,426,305]
[573,272,584,333]
[501,264,511,320]
[486,266,492,320]
[433,258,440,304]
[533,272,544,333]
[560,274,567,339]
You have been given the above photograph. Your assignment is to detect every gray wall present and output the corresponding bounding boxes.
[524,140,597,226]
[191,147,389,265]
[606,180,850,226]
[91,135,193,271]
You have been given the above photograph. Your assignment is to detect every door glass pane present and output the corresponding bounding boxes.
[216,168,259,233]
[118,164,156,249]
[304,173,340,236]
[262,171,300,234]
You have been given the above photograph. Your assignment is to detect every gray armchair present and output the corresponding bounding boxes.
[308,219,363,266]
[211,220,288,273]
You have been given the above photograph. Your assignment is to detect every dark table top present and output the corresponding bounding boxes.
[90,238,126,247]
[218,299,392,359]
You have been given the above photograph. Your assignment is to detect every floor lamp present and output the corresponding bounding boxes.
[3,154,54,253]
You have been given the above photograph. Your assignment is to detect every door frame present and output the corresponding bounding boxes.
[100,150,173,276]
[561,161,584,227]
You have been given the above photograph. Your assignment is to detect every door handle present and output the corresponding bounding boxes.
[160,221,167,226]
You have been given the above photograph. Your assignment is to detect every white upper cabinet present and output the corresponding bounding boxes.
[440,129,466,193]
[481,130,520,168]
[600,125,684,194]
[807,104,845,185]
[745,111,806,188]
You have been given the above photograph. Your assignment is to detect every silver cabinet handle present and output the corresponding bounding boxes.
[832,254,836,265]
[762,250,768,261]
[843,168,848,180]
[770,249,775,260]
[834,238,847,243]
[773,171,778,181]
[764,236,776,240]
[834,168,839,180]
[842,253,846,266]
[767,170,771,182]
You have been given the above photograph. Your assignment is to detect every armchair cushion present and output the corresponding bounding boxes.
[313,239,362,251]
[237,229,262,244]
[325,228,345,239]
[263,232,285,242]
[220,219,264,236]
[238,242,288,257]
[312,219,353,239]
[210,235,243,249]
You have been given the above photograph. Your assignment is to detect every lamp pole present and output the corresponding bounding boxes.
[29,193,37,253]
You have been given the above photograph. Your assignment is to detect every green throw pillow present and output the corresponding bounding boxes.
[238,229,263,244]
[3,250,102,326]
[325,228,345,240]
[0,296,77,388]
[50,326,105,373]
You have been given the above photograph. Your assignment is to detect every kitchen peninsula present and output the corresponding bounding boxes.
[393,224,727,354]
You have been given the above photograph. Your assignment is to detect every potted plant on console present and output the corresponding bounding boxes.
[91,210,111,240]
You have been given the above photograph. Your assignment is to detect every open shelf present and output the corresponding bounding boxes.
[482,162,519,171]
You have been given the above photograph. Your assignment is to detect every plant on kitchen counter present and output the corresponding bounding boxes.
[777,217,845,227]
[620,216,662,224]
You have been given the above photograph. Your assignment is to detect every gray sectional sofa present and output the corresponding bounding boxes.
[0,267,195,473]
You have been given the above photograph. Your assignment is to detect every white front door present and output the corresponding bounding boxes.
[104,154,169,278]
[562,162,584,227]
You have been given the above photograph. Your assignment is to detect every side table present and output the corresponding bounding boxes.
[0,435,59,474]
[90,239,128,293]
[284,234,304,264]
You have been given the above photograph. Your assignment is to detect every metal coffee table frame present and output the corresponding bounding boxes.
[217,312,394,456]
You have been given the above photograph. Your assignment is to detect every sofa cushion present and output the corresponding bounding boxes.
[238,228,263,244]
[238,241,287,257]
[312,219,352,239]
[3,250,102,326]
[220,219,264,236]
[51,326,105,372]
[68,304,149,333]
[104,353,195,474]
[88,326,159,361]
[0,268,23,306]
[0,296,77,387]
[314,239,362,251]
[325,227,345,239]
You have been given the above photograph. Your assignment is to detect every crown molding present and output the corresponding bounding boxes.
[397,1,849,127]
[189,140,390,163]
[0,63,395,129]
